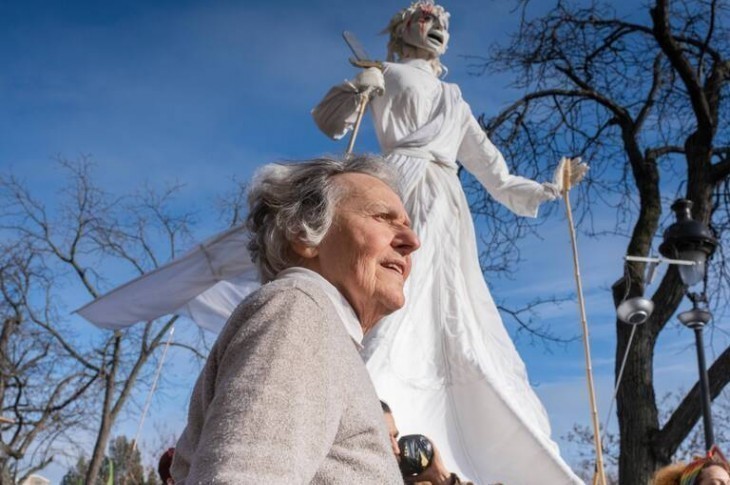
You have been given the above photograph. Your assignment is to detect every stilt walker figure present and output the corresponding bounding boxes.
[312,2,587,483]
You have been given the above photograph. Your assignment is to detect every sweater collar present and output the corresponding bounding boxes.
[277,267,364,349]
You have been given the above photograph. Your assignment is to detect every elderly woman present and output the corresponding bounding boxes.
[171,156,419,484]
[652,446,730,485]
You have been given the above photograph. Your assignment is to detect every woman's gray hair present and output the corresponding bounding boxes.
[246,155,400,283]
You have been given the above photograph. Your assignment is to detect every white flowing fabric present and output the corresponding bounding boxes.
[314,58,582,484]
[76,224,258,332]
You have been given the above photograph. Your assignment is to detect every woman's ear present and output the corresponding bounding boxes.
[291,240,319,260]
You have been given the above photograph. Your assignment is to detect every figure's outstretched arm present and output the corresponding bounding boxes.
[312,67,384,140]
[457,112,587,217]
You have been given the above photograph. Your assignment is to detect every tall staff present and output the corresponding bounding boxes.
[559,158,606,485]
[342,32,383,156]
[345,87,376,155]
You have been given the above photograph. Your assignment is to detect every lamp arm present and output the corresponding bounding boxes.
[625,255,697,266]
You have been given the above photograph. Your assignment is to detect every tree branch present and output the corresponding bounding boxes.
[650,0,713,133]
[654,344,730,457]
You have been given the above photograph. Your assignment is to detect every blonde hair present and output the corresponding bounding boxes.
[651,462,686,485]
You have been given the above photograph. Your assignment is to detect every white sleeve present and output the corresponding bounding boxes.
[311,81,361,140]
[457,110,549,218]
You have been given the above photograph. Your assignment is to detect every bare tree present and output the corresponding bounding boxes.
[0,243,96,483]
[465,0,730,482]
[0,157,209,483]
[564,390,730,482]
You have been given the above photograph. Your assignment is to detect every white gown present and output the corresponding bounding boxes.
[313,58,582,484]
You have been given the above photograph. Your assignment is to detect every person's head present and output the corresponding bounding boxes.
[158,447,175,484]
[384,1,450,75]
[380,400,401,461]
[247,155,420,332]
[695,465,730,485]
[680,446,730,485]
[652,446,730,485]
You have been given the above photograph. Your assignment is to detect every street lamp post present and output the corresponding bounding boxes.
[677,304,714,449]
[659,198,718,451]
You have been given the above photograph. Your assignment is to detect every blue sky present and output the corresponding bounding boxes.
[1,0,531,194]
[2,0,725,481]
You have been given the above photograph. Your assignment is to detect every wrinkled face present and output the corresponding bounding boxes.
[310,173,419,332]
[401,5,450,58]
[698,465,730,485]
[383,412,401,461]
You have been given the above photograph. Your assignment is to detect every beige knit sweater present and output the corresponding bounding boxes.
[171,277,402,484]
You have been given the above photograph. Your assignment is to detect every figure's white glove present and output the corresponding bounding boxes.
[540,156,589,201]
[353,67,385,96]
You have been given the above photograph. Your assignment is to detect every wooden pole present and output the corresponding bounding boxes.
[561,161,607,485]
[345,87,374,156]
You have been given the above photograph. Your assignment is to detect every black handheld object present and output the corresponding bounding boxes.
[397,434,434,476]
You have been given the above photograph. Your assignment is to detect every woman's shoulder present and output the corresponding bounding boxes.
[247,277,329,310]
[213,277,334,351]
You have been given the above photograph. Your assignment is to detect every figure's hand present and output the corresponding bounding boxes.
[353,67,385,96]
[405,443,455,485]
[541,182,561,201]
[552,156,589,193]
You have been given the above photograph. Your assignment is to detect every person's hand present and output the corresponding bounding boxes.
[552,156,589,193]
[405,443,454,485]
[353,67,385,96]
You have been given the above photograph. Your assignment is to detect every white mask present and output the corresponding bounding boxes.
[400,4,450,58]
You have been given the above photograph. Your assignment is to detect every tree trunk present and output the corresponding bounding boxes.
[615,315,661,484]
[0,458,13,484]
[85,335,121,484]
[86,408,113,484]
